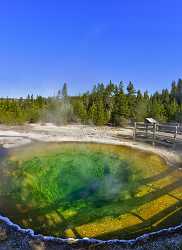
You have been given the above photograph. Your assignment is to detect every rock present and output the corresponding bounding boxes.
[0,227,7,241]
[28,239,45,250]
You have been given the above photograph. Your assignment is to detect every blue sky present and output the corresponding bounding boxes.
[0,0,182,97]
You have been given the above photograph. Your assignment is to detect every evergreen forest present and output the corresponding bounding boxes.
[0,79,182,126]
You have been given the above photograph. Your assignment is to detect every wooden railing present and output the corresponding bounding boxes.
[133,122,181,148]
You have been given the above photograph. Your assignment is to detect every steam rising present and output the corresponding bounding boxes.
[41,83,75,125]
[0,145,139,211]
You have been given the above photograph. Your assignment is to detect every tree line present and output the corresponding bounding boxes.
[0,80,182,125]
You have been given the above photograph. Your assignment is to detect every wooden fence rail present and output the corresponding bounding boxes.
[133,122,180,148]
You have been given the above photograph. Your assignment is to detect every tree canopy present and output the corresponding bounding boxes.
[0,80,182,125]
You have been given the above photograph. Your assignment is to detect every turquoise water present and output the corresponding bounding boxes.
[0,142,180,239]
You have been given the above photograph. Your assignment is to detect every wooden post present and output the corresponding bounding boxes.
[173,125,178,149]
[133,122,136,141]
[145,124,148,138]
[152,123,156,146]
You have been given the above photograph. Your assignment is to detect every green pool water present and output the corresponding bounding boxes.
[0,142,181,239]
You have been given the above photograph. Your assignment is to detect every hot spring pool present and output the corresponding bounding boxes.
[0,142,181,239]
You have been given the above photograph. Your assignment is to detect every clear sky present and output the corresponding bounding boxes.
[0,0,182,97]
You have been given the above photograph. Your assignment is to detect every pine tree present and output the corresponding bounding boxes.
[135,91,147,121]
[111,84,129,126]
[127,82,136,119]
[62,83,68,99]
[171,81,177,99]
[176,79,182,104]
